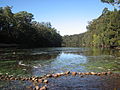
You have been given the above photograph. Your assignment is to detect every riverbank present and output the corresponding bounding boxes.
[0,43,120,50]
[0,43,18,48]
[0,72,120,90]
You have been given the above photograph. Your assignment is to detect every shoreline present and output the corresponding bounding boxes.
[0,43,120,50]
[0,43,18,48]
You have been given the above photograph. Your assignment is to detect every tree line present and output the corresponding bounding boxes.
[0,6,62,48]
[63,8,120,48]
[62,0,120,48]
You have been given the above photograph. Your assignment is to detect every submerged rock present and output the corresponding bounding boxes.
[35,86,39,90]
[90,72,97,75]
[65,71,70,75]
[107,71,112,75]
[52,74,58,78]
[97,73,101,76]
[46,74,52,78]
[101,72,107,75]
[43,80,48,83]
[40,86,47,90]
[85,72,90,75]
[38,79,43,83]
[72,72,77,76]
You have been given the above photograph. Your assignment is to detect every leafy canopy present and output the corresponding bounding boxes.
[101,0,120,8]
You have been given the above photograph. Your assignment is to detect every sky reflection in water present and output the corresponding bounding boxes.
[0,47,120,76]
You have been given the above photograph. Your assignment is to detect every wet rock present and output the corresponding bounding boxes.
[80,73,84,75]
[10,77,15,80]
[26,86,33,90]
[14,78,18,80]
[38,79,43,83]
[21,78,26,81]
[78,72,86,75]
[52,74,58,78]
[82,73,87,75]
[35,86,39,90]
[78,72,81,75]
[41,76,47,79]
[32,77,36,81]
[40,86,47,90]
[90,72,97,75]
[97,73,101,76]
[43,80,48,83]
[26,78,30,81]
[57,73,62,77]
[85,72,90,75]
[33,78,37,81]
[72,72,77,76]
[8,75,13,79]
[60,72,64,76]
[107,71,112,75]
[101,72,107,75]
[46,74,52,78]
[65,71,70,75]
[27,77,31,81]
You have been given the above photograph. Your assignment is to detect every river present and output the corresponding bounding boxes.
[0,47,120,89]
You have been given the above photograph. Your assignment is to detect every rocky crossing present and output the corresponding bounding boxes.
[0,71,120,90]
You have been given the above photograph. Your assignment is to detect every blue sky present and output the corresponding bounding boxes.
[0,0,114,36]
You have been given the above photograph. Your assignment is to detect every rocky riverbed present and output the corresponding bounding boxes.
[0,71,120,90]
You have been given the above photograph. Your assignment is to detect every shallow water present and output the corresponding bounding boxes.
[0,47,120,77]
[0,47,120,90]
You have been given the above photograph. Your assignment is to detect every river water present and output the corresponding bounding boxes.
[0,47,120,90]
[0,47,120,76]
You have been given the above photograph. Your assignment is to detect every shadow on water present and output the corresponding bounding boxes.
[0,48,61,76]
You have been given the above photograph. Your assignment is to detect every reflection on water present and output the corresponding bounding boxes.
[0,47,120,76]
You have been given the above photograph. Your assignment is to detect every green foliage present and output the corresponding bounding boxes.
[0,6,62,48]
[101,0,120,8]
[63,8,120,48]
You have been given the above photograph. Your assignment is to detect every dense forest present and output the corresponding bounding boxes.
[63,8,120,48]
[1,0,120,48]
[0,6,62,48]
[63,0,120,48]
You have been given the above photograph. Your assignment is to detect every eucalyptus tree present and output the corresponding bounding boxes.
[101,0,120,8]
[0,6,62,47]
[0,6,16,43]
[14,11,34,44]
[63,8,120,48]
